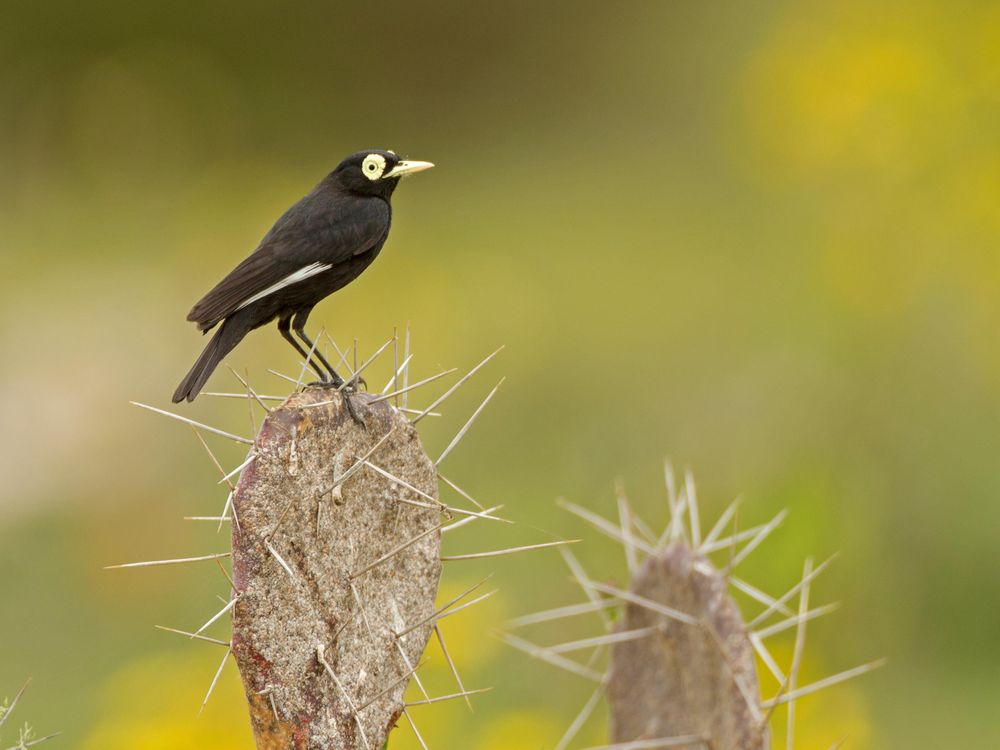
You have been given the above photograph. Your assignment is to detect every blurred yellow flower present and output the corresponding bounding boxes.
[83,651,253,750]
[759,642,876,749]
[473,710,563,750]
[421,580,506,675]
[742,4,941,179]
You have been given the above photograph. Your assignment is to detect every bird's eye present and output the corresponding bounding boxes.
[361,154,386,181]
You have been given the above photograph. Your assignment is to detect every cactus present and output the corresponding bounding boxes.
[230,388,442,749]
[505,467,885,750]
[607,543,764,749]
[112,333,575,749]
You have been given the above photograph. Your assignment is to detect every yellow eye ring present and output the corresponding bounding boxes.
[361,154,386,181]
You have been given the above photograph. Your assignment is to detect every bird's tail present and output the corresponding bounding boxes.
[172,314,254,403]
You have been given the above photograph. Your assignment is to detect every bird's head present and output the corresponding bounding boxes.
[334,150,434,197]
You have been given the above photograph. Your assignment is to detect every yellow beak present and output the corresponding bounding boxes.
[383,160,435,179]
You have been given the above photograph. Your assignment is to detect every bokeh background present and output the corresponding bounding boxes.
[2,1,998,747]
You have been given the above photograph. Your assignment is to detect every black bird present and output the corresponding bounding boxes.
[172,150,433,414]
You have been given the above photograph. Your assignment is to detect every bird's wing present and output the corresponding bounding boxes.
[187,196,388,330]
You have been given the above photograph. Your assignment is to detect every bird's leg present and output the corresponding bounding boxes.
[291,317,365,426]
[278,317,328,383]
[292,326,346,388]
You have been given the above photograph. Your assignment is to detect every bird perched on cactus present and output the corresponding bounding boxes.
[172,150,434,418]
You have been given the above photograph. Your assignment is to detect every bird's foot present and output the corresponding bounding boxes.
[306,373,364,390]
[342,390,366,426]
[346,374,366,391]
[339,377,367,424]
[305,377,366,425]
[307,378,344,390]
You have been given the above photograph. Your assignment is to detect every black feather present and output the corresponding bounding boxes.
[172,149,425,402]
[173,310,256,402]
[187,188,390,331]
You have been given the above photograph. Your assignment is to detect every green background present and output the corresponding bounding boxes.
[2,1,998,747]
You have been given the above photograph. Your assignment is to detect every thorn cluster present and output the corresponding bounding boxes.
[118,331,571,749]
[0,681,59,750]
[507,465,884,750]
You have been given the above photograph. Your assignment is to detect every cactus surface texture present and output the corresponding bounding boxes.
[118,340,515,749]
[607,544,765,750]
[232,389,441,750]
[505,468,884,750]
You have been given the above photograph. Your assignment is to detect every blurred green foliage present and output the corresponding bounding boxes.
[1,1,998,747]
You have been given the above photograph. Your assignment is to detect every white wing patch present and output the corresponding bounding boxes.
[236,262,333,310]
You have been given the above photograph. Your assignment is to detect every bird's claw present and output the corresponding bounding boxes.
[338,374,366,392]
[307,378,343,389]
[342,390,366,426]
[305,378,366,426]
[340,377,367,425]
